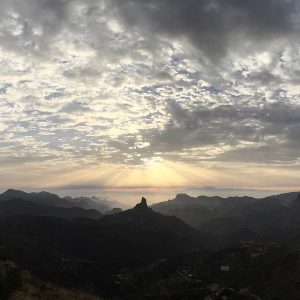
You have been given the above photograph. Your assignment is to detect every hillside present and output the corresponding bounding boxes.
[152,194,259,229]
[0,198,205,295]
[152,192,296,230]
[0,260,103,300]
[2,193,300,298]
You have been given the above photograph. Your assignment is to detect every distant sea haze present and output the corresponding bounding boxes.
[42,186,290,206]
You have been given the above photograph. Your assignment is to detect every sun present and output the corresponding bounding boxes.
[103,158,216,189]
[39,158,220,194]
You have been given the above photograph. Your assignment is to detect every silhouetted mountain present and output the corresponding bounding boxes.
[152,192,300,230]
[2,192,300,299]
[0,189,114,213]
[0,199,102,219]
[100,197,198,238]
[141,191,300,299]
[152,193,259,229]
[154,193,258,210]
[190,193,300,251]
[150,192,300,254]
[0,189,63,206]
[0,198,206,295]
[266,191,300,202]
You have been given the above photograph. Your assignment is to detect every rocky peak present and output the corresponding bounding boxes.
[134,197,148,211]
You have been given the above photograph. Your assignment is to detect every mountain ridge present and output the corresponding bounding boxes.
[0,198,102,219]
[0,189,118,213]
[0,197,206,294]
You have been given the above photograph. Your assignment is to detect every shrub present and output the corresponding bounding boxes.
[0,261,21,300]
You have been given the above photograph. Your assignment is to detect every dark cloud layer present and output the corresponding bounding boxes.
[113,0,300,60]
[1,0,299,60]
[0,0,72,54]
[111,100,300,164]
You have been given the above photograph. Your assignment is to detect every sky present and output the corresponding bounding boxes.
[1,0,300,204]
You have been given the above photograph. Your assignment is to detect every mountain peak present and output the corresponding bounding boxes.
[3,189,23,194]
[174,193,192,201]
[134,197,148,210]
[2,189,27,198]
[141,197,147,206]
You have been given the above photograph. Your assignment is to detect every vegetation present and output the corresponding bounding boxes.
[0,261,21,300]
[10,276,105,300]
[0,261,107,300]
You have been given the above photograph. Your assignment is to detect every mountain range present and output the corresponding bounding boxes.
[1,189,300,299]
[0,189,122,213]
[0,196,205,296]
[152,192,298,230]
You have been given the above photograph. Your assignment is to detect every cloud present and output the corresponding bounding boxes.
[0,0,71,55]
[0,0,300,193]
[127,100,300,164]
[60,101,91,113]
[2,0,297,63]
[112,0,300,61]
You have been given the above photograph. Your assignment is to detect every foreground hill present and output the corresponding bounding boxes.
[0,261,103,300]
[0,198,206,295]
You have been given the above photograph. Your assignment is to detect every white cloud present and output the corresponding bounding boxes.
[0,0,300,192]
